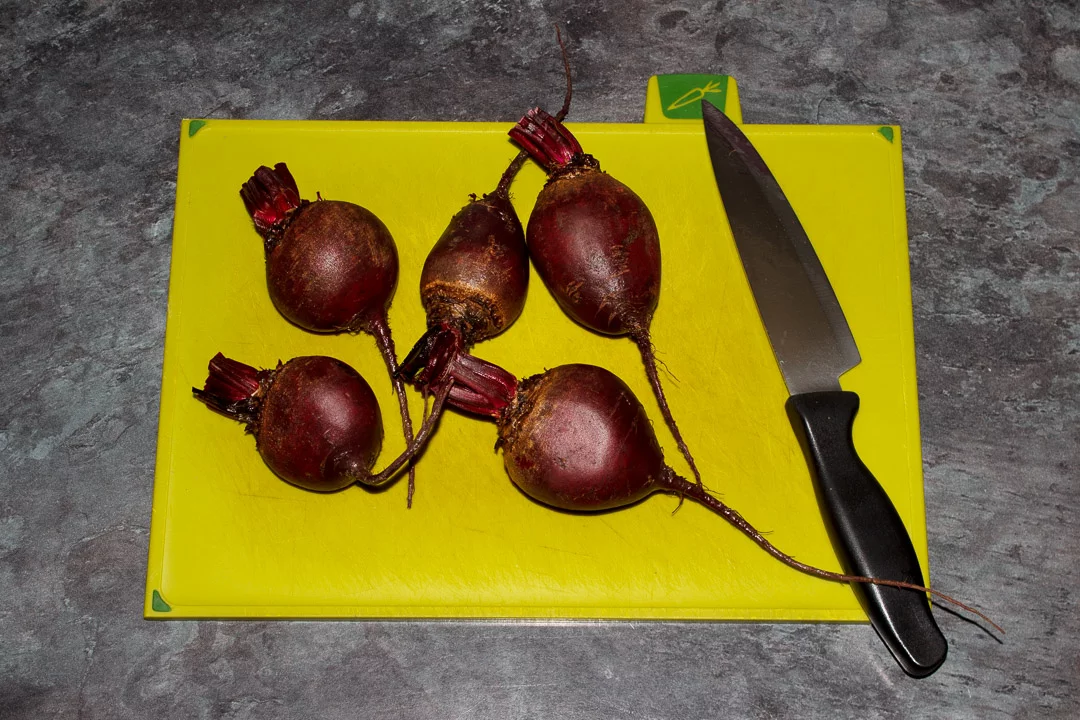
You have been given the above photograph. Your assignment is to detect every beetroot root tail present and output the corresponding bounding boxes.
[658,469,1003,635]
[365,382,451,487]
[633,331,703,489]
[554,24,572,121]
[369,316,418,507]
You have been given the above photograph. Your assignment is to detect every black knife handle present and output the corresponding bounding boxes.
[786,391,947,678]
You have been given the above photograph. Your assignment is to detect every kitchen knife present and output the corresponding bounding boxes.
[700,99,947,677]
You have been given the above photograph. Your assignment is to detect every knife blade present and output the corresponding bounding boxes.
[701,99,947,677]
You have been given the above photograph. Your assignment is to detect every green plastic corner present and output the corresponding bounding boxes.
[151,589,172,612]
[188,119,208,137]
[877,126,895,143]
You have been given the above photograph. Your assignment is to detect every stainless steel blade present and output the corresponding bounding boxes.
[701,100,861,396]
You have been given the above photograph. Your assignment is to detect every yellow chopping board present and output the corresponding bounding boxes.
[145,76,926,620]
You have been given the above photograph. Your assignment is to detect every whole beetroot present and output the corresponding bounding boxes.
[499,364,662,511]
[419,167,529,347]
[400,28,574,393]
[194,352,451,492]
[194,353,383,492]
[403,350,998,633]
[399,158,530,394]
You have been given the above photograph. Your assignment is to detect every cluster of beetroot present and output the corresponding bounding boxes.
[192,76,996,632]
[202,105,707,510]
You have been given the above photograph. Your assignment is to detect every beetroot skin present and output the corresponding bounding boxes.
[419,191,528,346]
[267,200,399,333]
[499,364,661,510]
[522,161,660,337]
[194,353,383,492]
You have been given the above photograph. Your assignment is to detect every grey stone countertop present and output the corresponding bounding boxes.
[2,1,1077,718]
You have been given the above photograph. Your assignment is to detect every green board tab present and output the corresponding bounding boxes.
[877,126,895,143]
[151,589,172,612]
[188,119,208,137]
[656,75,729,119]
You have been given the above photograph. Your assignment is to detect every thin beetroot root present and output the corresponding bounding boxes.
[656,469,1004,634]
[633,330,702,493]
[369,316,418,507]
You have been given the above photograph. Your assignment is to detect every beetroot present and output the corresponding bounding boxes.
[508,108,702,488]
[194,353,451,492]
[193,353,383,492]
[241,164,417,503]
[398,156,530,393]
[402,349,999,631]
[419,187,528,345]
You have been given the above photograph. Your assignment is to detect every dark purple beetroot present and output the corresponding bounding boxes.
[266,200,398,333]
[498,364,661,511]
[241,164,398,334]
[513,156,659,337]
[400,30,574,395]
[508,108,702,488]
[194,353,383,492]
[194,353,453,493]
[241,164,417,503]
[398,157,530,396]
[419,189,529,346]
[413,352,996,630]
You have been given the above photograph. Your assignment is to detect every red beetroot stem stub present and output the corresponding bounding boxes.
[240,163,304,247]
[508,108,584,169]
[192,353,270,426]
[398,329,518,419]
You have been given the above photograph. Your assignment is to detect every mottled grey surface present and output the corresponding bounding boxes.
[1,0,1077,718]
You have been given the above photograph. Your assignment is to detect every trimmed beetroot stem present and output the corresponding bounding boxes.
[195,353,264,409]
[444,351,519,417]
[633,331,702,487]
[191,353,268,427]
[240,163,303,246]
[398,323,462,390]
[659,469,1003,633]
[368,314,418,507]
[508,108,583,169]
[398,325,519,418]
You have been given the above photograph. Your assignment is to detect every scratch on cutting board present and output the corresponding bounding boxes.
[600,517,633,548]
[535,543,596,559]
[234,491,290,501]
